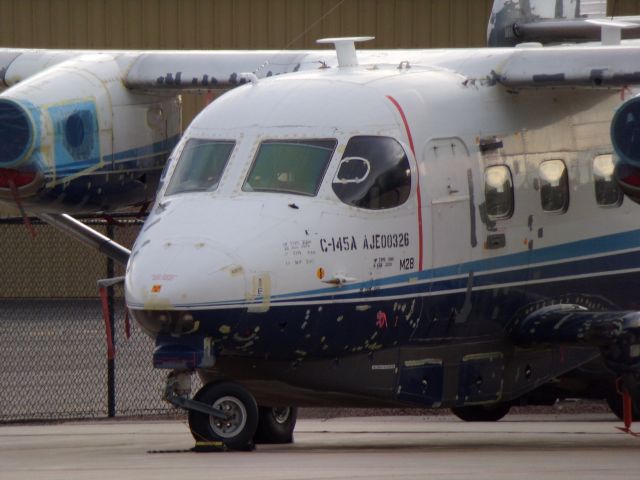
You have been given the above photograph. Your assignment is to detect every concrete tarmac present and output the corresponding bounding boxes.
[1,414,639,480]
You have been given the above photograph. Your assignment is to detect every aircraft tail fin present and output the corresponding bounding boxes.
[487,0,620,47]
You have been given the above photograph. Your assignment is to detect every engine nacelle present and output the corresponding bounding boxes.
[0,54,180,213]
[611,95,640,205]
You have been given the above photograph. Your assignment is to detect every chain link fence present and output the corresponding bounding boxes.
[0,218,183,422]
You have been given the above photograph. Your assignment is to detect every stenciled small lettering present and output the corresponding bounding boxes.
[319,232,410,253]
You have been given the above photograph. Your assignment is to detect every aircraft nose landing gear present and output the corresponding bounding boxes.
[163,371,297,450]
[187,381,259,451]
[163,371,260,451]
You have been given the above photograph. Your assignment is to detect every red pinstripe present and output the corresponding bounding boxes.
[386,95,424,271]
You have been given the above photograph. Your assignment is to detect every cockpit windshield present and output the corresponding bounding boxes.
[243,139,337,196]
[165,139,235,196]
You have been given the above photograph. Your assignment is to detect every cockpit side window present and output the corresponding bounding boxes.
[332,136,411,210]
[243,139,336,196]
[165,139,234,196]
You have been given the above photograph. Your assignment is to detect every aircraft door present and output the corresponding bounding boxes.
[403,137,477,343]
[427,138,475,271]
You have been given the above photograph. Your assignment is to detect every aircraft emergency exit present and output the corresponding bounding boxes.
[2,0,640,450]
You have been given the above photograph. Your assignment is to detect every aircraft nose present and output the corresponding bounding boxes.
[125,236,246,311]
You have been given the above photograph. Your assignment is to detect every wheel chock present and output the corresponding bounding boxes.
[192,441,226,452]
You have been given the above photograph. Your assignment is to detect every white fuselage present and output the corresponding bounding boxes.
[126,53,637,316]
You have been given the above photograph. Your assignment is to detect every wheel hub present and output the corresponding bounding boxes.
[272,407,292,424]
[210,396,248,438]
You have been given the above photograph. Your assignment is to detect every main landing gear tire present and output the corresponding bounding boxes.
[188,381,259,451]
[254,406,298,444]
[451,402,511,422]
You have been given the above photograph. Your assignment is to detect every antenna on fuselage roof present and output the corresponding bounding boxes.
[253,0,348,77]
[316,37,374,68]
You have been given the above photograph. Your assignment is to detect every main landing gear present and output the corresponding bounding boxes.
[164,372,297,450]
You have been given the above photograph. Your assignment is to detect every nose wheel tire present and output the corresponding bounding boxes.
[254,406,298,444]
[188,381,259,450]
[450,402,511,422]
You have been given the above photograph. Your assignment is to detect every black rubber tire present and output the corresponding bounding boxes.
[605,391,640,422]
[254,406,298,444]
[451,402,511,422]
[188,381,259,450]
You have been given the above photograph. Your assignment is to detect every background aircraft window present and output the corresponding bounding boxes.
[165,139,234,195]
[539,159,569,213]
[332,136,411,210]
[593,154,623,207]
[484,165,514,220]
[243,139,336,196]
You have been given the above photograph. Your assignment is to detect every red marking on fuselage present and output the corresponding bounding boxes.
[386,95,424,271]
[376,311,388,329]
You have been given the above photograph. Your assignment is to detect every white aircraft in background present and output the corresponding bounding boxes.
[2,0,640,450]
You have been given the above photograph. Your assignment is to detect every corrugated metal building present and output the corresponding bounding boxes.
[3,0,640,51]
[0,1,494,50]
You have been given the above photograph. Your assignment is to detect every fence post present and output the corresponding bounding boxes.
[107,223,116,417]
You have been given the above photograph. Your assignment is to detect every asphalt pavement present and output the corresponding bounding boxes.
[1,414,639,480]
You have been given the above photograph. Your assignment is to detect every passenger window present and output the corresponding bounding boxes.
[539,159,569,213]
[593,154,623,207]
[165,139,234,195]
[332,136,411,210]
[484,165,514,220]
[243,139,336,196]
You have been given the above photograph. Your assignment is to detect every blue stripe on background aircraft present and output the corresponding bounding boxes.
[2,0,640,449]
